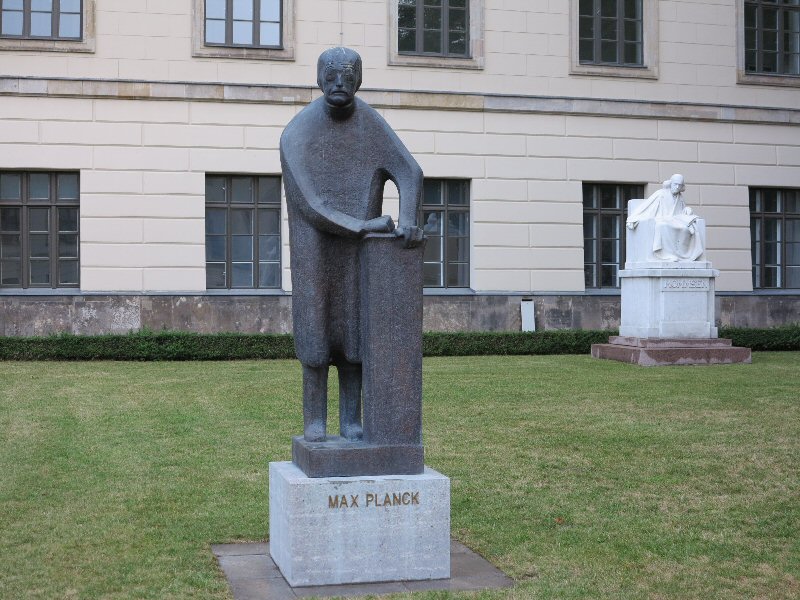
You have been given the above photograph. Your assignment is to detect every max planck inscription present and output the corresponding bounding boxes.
[328,491,421,509]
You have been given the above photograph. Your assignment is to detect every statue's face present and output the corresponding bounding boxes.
[320,62,359,108]
[670,177,685,195]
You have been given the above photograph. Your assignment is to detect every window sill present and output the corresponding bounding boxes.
[192,44,294,61]
[737,70,800,87]
[0,37,94,53]
[388,53,484,70]
[570,63,658,79]
[423,288,475,296]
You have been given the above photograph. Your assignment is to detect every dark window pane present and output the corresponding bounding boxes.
[624,42,641,64]
[206,177,226,203]
[601,0,617,18]
[399,28,416,52]
[764,8,778,31]
[601,215,619,238]
[206,235,226,261]
[206,209,226,235]
[579,0,593,17]
[449,32,466,55]
[58,234,78,258]
[1,260,21,285]
[58,260,79,285]
[601,239,619,263]
[258,208,280,234]
[763,265,779,287]
[259,235,280,261]
[583,185,596,208]
[600,264,618,287]
[29,208,50,232]
[231,262,253,287]
[206,263,226,288]
[424,6,441,29]
[424,236,442,262]
[423,28,441,52]
[231,177,254,203]
[787,267,800,288]
[584,265,596,288]
[29,260,50,285]
[423,262,442,287]
[447,236,469,262]
[58,208,78,232]
[763,189,780,212]
[231,235,253,261]
[580,15,594,38]
[259,262,280,288]
[601,40,618,62]
[447,212,468,235]
[599,185,618,209]
[231,210,253,234]
[399,4,416,28]
[0,174,21,200]
[1,234,21,258]
[258,177,281,203]
[624,20,641,43]
[57,173,79,200]
[624,0,641,20]
[423,180,443,205]
[30,234,49,258]
[787,242,800,264]
[446,263,468,287]
[447,180,468,205]
[584,239,596,263]
[450,0,465,7]
[584,218,597,238]
[1,207,21,231]
[601,18,618,40]
[450,8,466,31]
[764,242,779,264]
[787,219,800,242]
[745,4,756,27]
[30,173,50,200]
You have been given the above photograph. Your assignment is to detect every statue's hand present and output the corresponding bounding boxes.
[626,221,637,230]
[683,207,694,216]
[395,225,424,248]
[361,215,396,234]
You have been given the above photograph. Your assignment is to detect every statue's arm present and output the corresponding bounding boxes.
[281,149,364,238]
[382,127,424,247]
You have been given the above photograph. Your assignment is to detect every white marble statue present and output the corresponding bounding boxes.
[625,174,703,262]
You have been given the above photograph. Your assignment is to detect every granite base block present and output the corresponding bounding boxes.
[592,336,752,366]
[269,461,450,587]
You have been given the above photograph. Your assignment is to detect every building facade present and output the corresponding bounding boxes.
[0,0,798,335]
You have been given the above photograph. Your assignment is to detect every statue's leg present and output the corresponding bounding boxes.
[337,361,363,441]
[302,364,328,442]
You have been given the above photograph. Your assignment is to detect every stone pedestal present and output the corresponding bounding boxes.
[592,336,751,366]
[618,262,719,338]
[269,461,450,587]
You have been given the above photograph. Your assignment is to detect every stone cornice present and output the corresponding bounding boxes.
[1,76,799,125]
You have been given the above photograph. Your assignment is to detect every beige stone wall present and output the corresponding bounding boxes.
[3,90,799,293]
[0,0,797,109]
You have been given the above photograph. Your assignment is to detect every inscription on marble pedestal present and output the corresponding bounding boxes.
[662,278,709,290]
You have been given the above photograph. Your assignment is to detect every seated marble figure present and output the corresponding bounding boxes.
[625,174,705,263]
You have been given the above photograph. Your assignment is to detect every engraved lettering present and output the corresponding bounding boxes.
[366,493,375,507]
[411,492,419,505]
[340,494,349,508]
[328,495,339,509]
[402,492,410,505]
[349,494,359,507]
[392,493,402,506]
[663,278,708,290]
[383,493,392,507]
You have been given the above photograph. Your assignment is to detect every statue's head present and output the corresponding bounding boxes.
[669,174,685,195]
[317,47,362,109]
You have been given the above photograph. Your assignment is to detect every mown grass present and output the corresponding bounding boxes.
[1,354,798,599]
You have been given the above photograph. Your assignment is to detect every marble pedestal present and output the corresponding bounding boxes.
[618,261,719,339]
[269,461,450,588]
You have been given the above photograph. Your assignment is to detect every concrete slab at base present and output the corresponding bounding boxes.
[591,337,751,366]
[292,436,424,478]
[269,461,450,587]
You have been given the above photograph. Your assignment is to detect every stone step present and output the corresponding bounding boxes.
[609,336,733,348]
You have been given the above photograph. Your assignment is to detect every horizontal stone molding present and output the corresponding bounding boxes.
[2,76,800,125]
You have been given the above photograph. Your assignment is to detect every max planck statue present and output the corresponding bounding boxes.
[280,47,424,445]
[626,173,704,262]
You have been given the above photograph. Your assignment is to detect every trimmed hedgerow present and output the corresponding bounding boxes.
[0,325,797,361]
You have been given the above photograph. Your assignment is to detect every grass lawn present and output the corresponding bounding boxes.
[1,354,798,599]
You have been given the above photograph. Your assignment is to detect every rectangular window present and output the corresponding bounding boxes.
[0,171,80,289]
[204,0,281,48]
[579,0,643,66]
[0,0,82,40]
[205,174,281,290]
[398,0,469,57]
[418,179,469,288]
[583,183,643,288]
[745,0,800,76]
[750,188,800,289]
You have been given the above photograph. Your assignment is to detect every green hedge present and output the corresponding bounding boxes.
[0,325,797,361]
